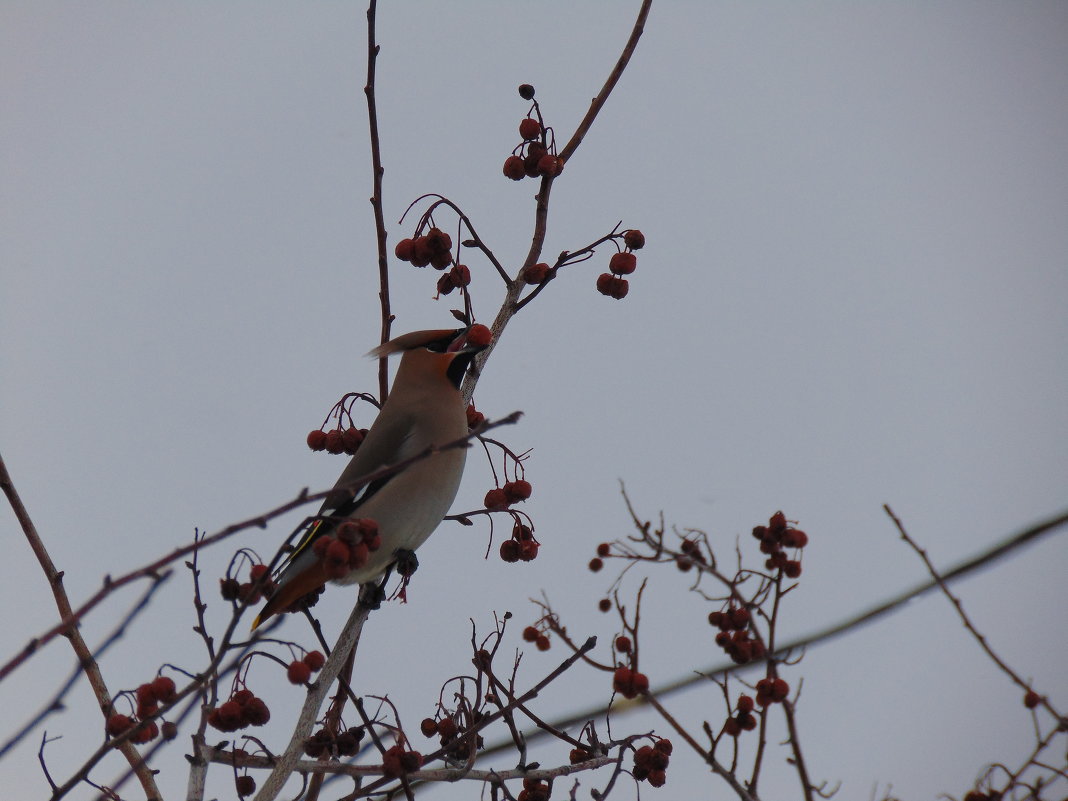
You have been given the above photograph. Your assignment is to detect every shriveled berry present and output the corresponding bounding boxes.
[466,403,485,429]
[737,695,755,713]
[306,429,327,451]
[504,479,532,502]
[151,676,177,704]
[623,229,645,250]
[535,635,551,651]
[503,155,526,181]
[161,721,179,740]
[519,118,542,140]
[615,636,632,652]
[596,273,629,299]
[484,488,510,510]
[518,540,539,561]
[303,650,325,671]
[609,252,637,275]
[522,262,550,284]
[324,430,345,454]
[235,776,256,797]
[437,718,458,740]
[243,697,271,726]
[518,84,535,100]
[131,721,159,744]
[783,560,802,578]
[536,153,562,177]
[106,713,134,737]
[499,539,520,563]
[1024,690,1041,709]
[394,238,414,262]
[420,717,438,737]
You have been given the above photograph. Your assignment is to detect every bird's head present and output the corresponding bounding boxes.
[368,325,491,389]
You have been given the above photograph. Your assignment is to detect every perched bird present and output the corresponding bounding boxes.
[252,327,488,629]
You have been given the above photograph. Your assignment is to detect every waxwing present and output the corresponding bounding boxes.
[253,327,487,628]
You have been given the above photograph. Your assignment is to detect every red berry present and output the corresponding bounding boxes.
[410,237,432,267]
[466,403,485,430]
[615,636,632,652]
[783,560,802,578]
[518,540,539,561]
[596,542,610,557]
[106,713,134,737]
[324,429,345,454]
[235,776,256,797]
[341,427,365,453]
[131,720,159,744]
[243,697,271,726]
[723,717,742,737]
[518,84,535,100]
[737,695,755,713]
[466,323,492,347]
[151,676,177,704]
[728,607,751,629]
[420,717,438,737]
[623,229,645,250]
[504,479,532,502]
[449,264,471,287]
[430,250,453,270]
[484,488,510,510]
[772,678,789,701]
[306,429,327,450]
[519,118,542,140]
[503,155,526,181]
[654,739,673,755]
[303,651,326,672]
[161,721,179,740]
[598,598,612,612]
[609,252,637,275]
[536,153,562,177]
[1024,690,1041,709]
[522,626,539,642]
[535,635,551,651]
[437,718,458,739]
[499,539,520,563]
[647,769,667,787]
[596,273,629,299]
[588,557,604,572]
[394,238,414,262]
[287,660,312,685]
[522,262,550,284]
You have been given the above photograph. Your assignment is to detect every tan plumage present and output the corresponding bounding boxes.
[252,327,486,629]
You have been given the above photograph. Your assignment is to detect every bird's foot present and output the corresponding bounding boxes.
[394,549,419,578]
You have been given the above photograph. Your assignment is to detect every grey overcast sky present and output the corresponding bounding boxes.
[2,3,1067,800]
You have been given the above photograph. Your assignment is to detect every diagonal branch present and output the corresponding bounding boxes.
[0,450,163,800]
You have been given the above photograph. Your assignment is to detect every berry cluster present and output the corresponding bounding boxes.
[596,230,645,300]
[207,688,271,732]
[484,479,532,510]
[311,518,382,580]
[675,537,707,571]
[382,743,424,778]
[502,85,564,182]
[632,739,672,787]
[752,511,808,578]
[303,725,364,758]
[307,426,367,455]
[588,541,611,572]
[709,605,766,665]
[754,676,790,707]
[394,227,454,269]
[612,666,649,699]
[286,650,326,685]
[420,715,483,760]
[105,675,178,745]
[499,522,540,563]
[220,563,276,605]
[722,694,758,737]
[522,624,552,652]
[517,777,550,801]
